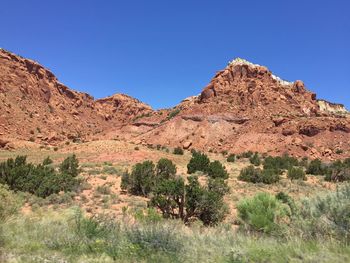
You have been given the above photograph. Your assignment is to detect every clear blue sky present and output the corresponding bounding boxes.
[1,0,349,109]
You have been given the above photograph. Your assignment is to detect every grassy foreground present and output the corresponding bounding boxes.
[1,206,349,262]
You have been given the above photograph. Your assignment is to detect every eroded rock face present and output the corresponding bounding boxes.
[139,58,350,160]
[318,100,348,115]
[1,50,349,160]
[0,48,154,143]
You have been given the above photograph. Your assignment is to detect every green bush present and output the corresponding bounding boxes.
[287,167,306,181]
[275,192,296,215]
[227,154,235,162]
[263,155,299,172]
[249,153,261,166]
[173,147,184,155]
[60,154,79,177]
[297,184,350,241]
[325,167,350,182]
[238,166,261,183]
[102,166,119,175]
[261,169,280,184]
[187,151,210,174]
[237,192,290,233]
[156,158,177,180]
[238,166,280,184]
[150,173,230,226]
[167,109,181,120]
[0,184,23,220]
[0,155,81,198]
[306,159,328,175]
[238,151,254,159]
[122,159,178,196]
[207,160,229,179]
[124,161,155,196]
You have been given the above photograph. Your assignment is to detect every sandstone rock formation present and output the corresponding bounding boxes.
[1,49,349,159]
[0,48,153,143]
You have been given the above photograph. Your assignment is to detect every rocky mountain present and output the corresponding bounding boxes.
[0,49,349,159]
[0,48,153,145]
[135,58,350,160]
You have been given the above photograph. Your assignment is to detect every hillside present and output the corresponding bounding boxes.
[0,48,153,145]
[0,49,349,159]
[136,58,350,160]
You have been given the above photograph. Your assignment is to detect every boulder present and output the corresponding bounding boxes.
[183,141,192,149]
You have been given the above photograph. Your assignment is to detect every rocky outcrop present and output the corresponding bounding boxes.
[0,48,154,143]
[139,58,350,160]
[318,100,348,115]
[1,49,349,159]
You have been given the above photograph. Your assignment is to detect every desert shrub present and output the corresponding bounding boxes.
[323,159,350,182]
[167,109,181,120]
[239,151,254,159]
[120,170,130,192]
[156,158,177,180]
[221,150,228,156]
[102,166,119,175]
[238,166,261,183]
[150,177,185,219]
[125,161,155,196]
[187,151,210,174]
[249,153,261,166]
[263,155,299,172]
[186,175,228,226]
[150,174,229,226]
[227,154,235,162]
[239,166,280,184]
[299,157,309,168]
[306,159,328,175]
[296,184,350,241]
[344,158,350,167]
[287,167,306,181]
[125,222,182,257]
[173,147,184,155]
[122,159,178,196]
[325,167,350,182]
[207,160,229,179]
[261,169,280,184]
[237,192,290,233]
[0,155,81,198]
[275,192,296,215]
[60,154,79,177]
[198,188,229,226]
[0,184,23,220]
[43,156,53,166]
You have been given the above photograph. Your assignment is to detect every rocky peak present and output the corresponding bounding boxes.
[197,57,319,117]
[318,100,348,115]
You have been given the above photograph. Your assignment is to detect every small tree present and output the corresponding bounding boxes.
[60,154,79,177]
[249,153,261,166]
[128,161,155,196]
[306,159,328,175]
[238,166,280,184]
[156,158,177,180]
[207,160,229,179]
[173,147,184,155]
[238,165,261,183]
[287,167,306,181]
[150,177,185,219]
[237,192,290,233]
[187,152,210,174]
[120,170,130,192]
[227,154,235,162]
